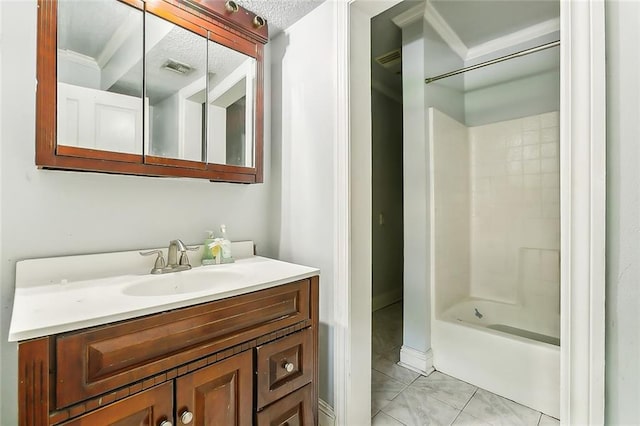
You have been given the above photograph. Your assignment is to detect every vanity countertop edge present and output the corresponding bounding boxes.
[9,251,319,342]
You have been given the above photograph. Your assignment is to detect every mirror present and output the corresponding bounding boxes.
[144,12,257,167]
[38,0,267,183]
[207,40,257,167]
[56,0,144,155]
[145,12,207,163]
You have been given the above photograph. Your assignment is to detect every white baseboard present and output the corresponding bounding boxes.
[372,290,402,312]
[399,346,434,376]
[319,398,336,426]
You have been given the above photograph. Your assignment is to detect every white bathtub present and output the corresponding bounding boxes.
[433,299,560,418]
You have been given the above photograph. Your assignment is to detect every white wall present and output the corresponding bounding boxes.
[151,93,179,157]
[0,2,273,424]
[372,89,403,311]
[401,19,430,355]
[605,1,640,423]
[269,1,336,406]
[402,17,465,358]
[430,108,469,316]
[465,70,560,127]
[423,22,465,124]
[0,0,3,419]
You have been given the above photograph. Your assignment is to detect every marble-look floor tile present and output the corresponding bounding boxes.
[372,370,407,413]
[374,302,403,320]
[372,411,407,426]
[373,354,420,385]
[379,345,401,362]
[452,411,491,425]
[373,307,403,334]
[462,389,541,426]
[538,414,559,425]
[382,385,461,426]
[372,328,402,355]
[411,372,477,409]
[373,302,404,356]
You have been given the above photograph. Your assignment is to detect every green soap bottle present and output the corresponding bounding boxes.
[201,230,217,265]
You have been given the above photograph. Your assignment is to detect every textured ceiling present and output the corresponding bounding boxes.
[234,0,325,37]
[59,0,318,101]
[113,25,251,104]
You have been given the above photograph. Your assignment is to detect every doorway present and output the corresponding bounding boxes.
[335,1,606,425]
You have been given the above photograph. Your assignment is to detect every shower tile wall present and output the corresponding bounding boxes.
[469,112,560,306]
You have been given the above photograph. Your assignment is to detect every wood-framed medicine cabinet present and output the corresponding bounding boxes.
[36,0,267,183]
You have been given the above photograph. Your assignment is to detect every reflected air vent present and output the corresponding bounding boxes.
[161,59,193,75]
[375,49,402,68]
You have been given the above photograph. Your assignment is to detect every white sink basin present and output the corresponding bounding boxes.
[123,269,243,297]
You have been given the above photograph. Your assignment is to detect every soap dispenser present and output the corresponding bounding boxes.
[219,224,234,264]
[201,230,219,266]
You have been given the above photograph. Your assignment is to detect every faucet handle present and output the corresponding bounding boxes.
[140,249,165,274]
[179,252,190,266]
[178,246,199,267]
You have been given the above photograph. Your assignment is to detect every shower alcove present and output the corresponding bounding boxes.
[344,0,604,422]
[413,1,561,418]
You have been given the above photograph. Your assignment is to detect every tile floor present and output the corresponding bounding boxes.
[371,302,560,426]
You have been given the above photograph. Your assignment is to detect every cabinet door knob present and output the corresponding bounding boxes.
[283,361,295,373]
[180,410,194,424]
[160,420,172,426]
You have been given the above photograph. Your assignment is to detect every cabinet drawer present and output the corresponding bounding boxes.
[256,328,313,409]
[256,384,314,426]
[55,280,310,409]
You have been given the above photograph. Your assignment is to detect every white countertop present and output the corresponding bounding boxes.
[9,246,319,342]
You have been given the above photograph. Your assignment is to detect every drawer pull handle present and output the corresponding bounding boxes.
[283,362,295,373]
[160,420,172,426]
[180,410,194,424]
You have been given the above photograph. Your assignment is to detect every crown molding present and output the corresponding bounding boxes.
[423,0,468,60]
[57,49,100,71]
[391,2,425,29]
[466,17,560,61]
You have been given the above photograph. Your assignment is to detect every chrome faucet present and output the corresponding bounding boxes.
[140,240,198,274]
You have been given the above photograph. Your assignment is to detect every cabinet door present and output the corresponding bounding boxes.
[176,351,253,426]
[256,384,314,426]
[60,382,173,426]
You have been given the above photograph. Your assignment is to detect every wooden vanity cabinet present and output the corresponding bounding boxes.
[17,277,319,426]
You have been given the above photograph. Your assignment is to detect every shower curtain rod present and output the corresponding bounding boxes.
[424,40,561,85]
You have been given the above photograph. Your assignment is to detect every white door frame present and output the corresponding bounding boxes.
[333,0,606,425]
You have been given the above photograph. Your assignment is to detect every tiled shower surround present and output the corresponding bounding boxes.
[432,109,560,314]
[470,111,560,307]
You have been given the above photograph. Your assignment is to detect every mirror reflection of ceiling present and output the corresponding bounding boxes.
[58,0,132,59]
[58,0,325,101]
[143,20,207,104]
